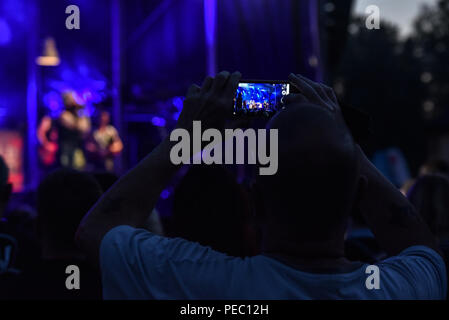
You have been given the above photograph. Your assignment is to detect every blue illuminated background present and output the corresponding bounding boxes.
[0,0,321,196]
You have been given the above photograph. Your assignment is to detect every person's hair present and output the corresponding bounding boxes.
[255,104,359,242]
[62,91,82,110]
[407,174,449,240]
[92,171,119,193]
[172,165,256,257]
[0,156,12,215]
[37,168,102,254]
[0,156,8,187]
[420,159,449,176]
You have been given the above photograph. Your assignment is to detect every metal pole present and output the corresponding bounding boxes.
[111,0,123,173]
[26,0,39,189]
[204,0,217,76]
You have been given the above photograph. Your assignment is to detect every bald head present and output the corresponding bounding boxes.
[256,103,358,241]
[269,103,354,163]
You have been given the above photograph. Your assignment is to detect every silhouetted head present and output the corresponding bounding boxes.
[255,103,359,256]
[62,91,83,111]
[37,168,102,259]
[92,171,119,193]
[99,111,111,127]
[407,174,449,241]
[172,165,256,257]
[419,159,449,177]
[0,156,12,219]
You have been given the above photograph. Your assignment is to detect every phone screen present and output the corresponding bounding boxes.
[234,81,291,117]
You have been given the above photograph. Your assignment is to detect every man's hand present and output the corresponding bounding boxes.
[76,71,241,265]
[285,73,339,112]
[284,74,350,130]
[176,71,241,132]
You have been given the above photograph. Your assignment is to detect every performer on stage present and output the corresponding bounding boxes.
[57,92,91,170]
[86,110,123,172]
[37,115,59,169]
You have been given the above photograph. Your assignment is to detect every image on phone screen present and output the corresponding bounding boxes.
[234,81,290,117]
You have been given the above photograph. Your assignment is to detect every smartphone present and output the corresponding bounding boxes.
[234,80,294,118]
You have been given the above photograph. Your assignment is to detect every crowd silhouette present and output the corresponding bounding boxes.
[0,73,447,300]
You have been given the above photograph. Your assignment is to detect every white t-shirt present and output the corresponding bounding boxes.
[100,225,447,300]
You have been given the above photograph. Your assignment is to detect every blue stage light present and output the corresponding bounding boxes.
[160,189,170,199]
[172,97,184,111]
[151,116,166,127]
[0,18,11,45]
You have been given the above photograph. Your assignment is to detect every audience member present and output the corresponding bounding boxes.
[172,165,257,257]
[76,72,447,299]
[0,156,11,221]
[0,156,16,278]
[407,174,449,299]
[93,171,119,193]
[5,169,103,299]
[419,159,449,177]
[0,157,40,299]
[407,174,449,241]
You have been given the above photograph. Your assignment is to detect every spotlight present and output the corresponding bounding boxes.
[36,37,60,66]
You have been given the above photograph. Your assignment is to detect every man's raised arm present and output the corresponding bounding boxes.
[75,71,241,264]
[356,146,441,256]
[286,73,441,257]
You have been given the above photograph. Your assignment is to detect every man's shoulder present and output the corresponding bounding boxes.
[376,245,447,299]
[100,225,241,266]
[100,225,256,299]
[381,245,445,265]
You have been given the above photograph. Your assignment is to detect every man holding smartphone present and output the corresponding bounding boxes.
[76,71,446,299]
